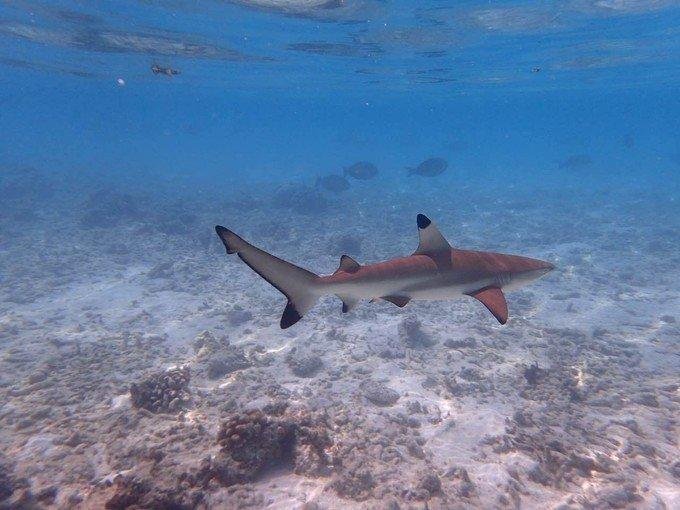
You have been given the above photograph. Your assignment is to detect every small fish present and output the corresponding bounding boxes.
[407,157,448,177]
[344,161,378,180]
[151,64,180,77]
[558,154,592,170]
[316,174,350,193]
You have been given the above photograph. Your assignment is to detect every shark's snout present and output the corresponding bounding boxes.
[541,260,556,273]
[513,258,555,286]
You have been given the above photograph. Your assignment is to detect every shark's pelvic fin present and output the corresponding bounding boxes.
[335,256,361,312]
[335,254,361,274]
[381,295,411,307]
[414,214,452,256]
[339,295,359,313]
[467,286,508,324]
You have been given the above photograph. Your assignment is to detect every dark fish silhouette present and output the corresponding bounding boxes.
[344,161,378,180]
[151,64,180,77]
[316,174,350,193]
[558,154,592,170]
[407,157,448,177]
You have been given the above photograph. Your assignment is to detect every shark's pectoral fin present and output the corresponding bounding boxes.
[467,286,508,324]
[413,214,452,256]
[338,295,359,313]
[334,254,361,274]
[381,295,411,307]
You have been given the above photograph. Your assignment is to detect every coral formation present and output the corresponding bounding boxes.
[204,408,332,486]
[129,367,191,413]
[206,348,250,380]
[361,380,399,407]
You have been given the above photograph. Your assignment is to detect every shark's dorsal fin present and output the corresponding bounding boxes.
[414,214,452,256]
[335,254,361,274]
[467,286,508,324]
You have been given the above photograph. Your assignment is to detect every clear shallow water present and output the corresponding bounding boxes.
[1,0,680,188]
[1,1,679,509]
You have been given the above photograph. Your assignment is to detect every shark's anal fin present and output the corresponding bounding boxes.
[467,286,508,324]
[334,255,361,274]
[338,295,359,313]
[414,214,452,256]
[381,295,411,307]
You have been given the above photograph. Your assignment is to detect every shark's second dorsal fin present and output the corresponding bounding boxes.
[414,214,451,256]
[334,254,360,274]
[381,295,410,307]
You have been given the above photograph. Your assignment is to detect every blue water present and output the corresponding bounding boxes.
[1,1,679,509]
[2,1,680,191]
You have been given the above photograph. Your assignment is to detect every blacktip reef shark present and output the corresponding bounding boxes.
[215,215,554,328]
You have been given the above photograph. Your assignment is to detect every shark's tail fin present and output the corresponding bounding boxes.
[215,226,320,328]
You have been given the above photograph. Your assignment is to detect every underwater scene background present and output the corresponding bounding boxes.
[1,1,679,508]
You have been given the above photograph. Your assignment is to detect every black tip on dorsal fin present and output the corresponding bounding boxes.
[414,214,452,258]
[336,254,361,274]
[417,214,431,229]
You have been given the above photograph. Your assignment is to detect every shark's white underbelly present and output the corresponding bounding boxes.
[322,273,499,301]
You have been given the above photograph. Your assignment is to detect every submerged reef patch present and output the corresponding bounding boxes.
[202,408,333,486]
[361,380,400,407]
[2,183,678,508]
[129,367,191,413]
[206,348,251,380]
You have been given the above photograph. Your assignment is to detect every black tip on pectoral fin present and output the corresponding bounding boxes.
[280,301,302,329]
[417,214,431,229]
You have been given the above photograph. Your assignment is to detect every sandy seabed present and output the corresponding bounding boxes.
[0,170,678,509]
